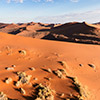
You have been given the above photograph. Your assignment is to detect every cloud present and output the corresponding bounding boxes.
[32,0,53,2]
[33,9,100,23]
[32,0,41,2]
[45,0,53,2]
[70,0,79,2]
[7,0,23,3]
[6,0,79,3]
[7,0,54,3]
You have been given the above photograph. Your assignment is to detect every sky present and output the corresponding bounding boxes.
[0,0,100,23]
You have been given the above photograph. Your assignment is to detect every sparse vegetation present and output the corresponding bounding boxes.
[53,69,67,78]
[0,92,8,100]
[15,72,32,87]
[71,77,89,100]
[34,83,54,100]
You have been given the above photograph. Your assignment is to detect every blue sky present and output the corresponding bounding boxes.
[0,0,100,23]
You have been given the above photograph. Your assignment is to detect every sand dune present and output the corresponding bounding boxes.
[1,22,100,45]
[44,22,100,44]
[0,32,100,99]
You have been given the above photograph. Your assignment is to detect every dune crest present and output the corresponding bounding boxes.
[0,21,100,44]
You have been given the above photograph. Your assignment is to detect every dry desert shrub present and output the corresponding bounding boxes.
[15,72,32,87]
[53,69,67,79]
[34,83,54,100]
[71,77,89,100]
[0,92,8,100]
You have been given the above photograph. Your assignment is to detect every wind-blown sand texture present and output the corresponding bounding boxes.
[0,32,100,99]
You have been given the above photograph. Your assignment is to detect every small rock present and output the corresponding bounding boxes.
[79,64,83,67]
[7,53,11,55]
[45,77,52,81]
[18,50,26,55]
[47,68,52,73]
[53,70,64,78]
[69,93,72,97]
[60,93,64,97]
[88,64,96,69]
[15,81,21,87]
[5,78,12,84]
[20,88,26,95]
[48,78,52,81]
[30,67,35,71]
[33,78,38,81]
[11,65,16,67]
[59,69,67,75]
[5,67,14,70]
[6,46,10,50]
[35,98,42,100]
[46,95,54,100]
[58,61,68,68]
[66,99,70,100]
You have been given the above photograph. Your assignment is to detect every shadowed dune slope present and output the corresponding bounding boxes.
[1,22,100,44]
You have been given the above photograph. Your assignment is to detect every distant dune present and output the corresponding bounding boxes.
[0,32,100,99]
[1,21,100,45]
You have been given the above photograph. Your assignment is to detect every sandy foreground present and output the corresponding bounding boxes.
[0,32,100,100]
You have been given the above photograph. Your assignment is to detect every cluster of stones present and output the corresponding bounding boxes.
[35,84,54,100]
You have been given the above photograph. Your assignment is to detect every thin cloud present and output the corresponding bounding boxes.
[33,9,100,23]
[6,0,79,3]
[7,0,24,3]
[7,0,53,3]
[70,0,79,2]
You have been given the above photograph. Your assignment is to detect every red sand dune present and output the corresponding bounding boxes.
[0,32,100,99]
[0,22,100,45]
[44,22,100,44]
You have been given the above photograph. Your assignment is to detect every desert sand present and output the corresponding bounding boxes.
[0,32,100,100]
